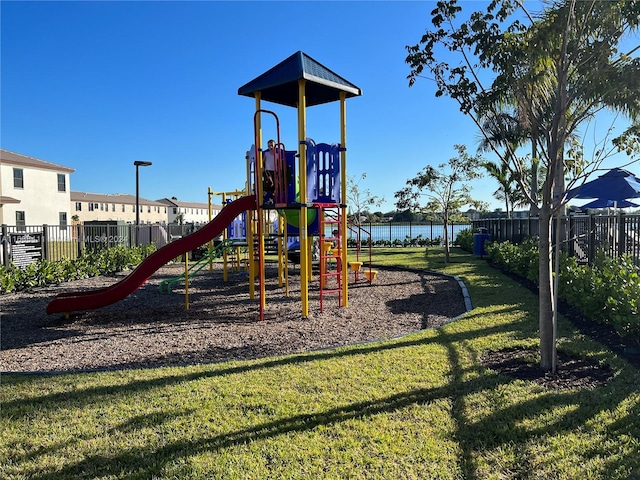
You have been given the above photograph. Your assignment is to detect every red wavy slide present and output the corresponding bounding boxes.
[47,195,257,315]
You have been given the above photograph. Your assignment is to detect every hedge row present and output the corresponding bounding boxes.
[460,228,640,343]
[0,244,156,294]
[347,236,443,248]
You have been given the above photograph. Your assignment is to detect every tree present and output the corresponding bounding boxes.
[347,173,384,228]
[476,112,537,216]
[392,210,415,222]
[406,0,640,372]
[395,144,484,263]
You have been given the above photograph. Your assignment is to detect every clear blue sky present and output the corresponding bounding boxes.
[1,1,636,212]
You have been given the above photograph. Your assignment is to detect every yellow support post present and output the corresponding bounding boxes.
[220,192,229,282]
[340,92,349,307]
[298,78,309,318]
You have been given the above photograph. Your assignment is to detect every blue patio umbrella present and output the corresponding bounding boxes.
[565,168,640,205]
[580,198,639,209]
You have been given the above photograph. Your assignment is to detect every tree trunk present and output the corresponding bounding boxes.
[538,205,556,372]
[530,135,539,213]
[443,212,450,263]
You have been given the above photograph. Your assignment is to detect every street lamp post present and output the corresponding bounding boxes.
[134,160,152,245]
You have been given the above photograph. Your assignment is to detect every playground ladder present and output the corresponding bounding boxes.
[317,203,343,312]
[324,209,375,284]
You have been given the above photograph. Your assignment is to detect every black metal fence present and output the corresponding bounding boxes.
[0,223,208,268]
[473,213,640,266]
[1,221,475,268]
[343,221,472,244]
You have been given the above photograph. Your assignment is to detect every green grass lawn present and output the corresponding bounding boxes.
[2,247,639,479]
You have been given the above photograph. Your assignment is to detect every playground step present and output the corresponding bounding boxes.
[321,287,342,295]
[253,236,279,254]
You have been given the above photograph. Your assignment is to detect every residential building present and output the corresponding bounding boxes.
[158,197,222,225]
[71,191,168,224]
[1,149,260,229]
[0,149,74,227]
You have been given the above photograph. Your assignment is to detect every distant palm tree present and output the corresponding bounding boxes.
[477,113,530,217]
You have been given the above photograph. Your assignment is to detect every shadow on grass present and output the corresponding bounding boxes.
[443,328,639,479]
[24,372,513,479]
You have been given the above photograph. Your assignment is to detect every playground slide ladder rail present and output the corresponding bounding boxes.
[324,209,374,283]
[317,203,343,312]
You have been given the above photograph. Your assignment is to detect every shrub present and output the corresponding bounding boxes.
[456,228,474,252]
[485,237,539,283]
[559,251,640,340]
[486,238,640,344]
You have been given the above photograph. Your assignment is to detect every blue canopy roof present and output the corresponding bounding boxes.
[580,198,639,209]
[565,168,640,203]
[238,51,361,107]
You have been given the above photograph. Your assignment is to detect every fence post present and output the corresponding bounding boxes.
[588,214,596,265]
[41,225,48,261]
[76,224,82,258]
[1,224,9,268]
[618,211,626,258]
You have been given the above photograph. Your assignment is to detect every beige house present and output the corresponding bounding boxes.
[0,149,74,227]
[71,191,168,224]
[1,149,246,229]
[157,197,221,225]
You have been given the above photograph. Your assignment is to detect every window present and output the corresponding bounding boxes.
[147,206,151,213]
[122,204,125,212]
[89,203,94,212]
[13,168,24,188]
[100,203,104,211]
[132,205,135,212]
[59,212,67,231]
[16,211,26,231]
[112,204,115,212]
[173,207,177,214]
[57,174,66,192]
[75,202,82,211]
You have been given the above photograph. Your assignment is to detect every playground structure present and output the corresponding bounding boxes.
[238,50,369,318]
[46,51,374,319]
